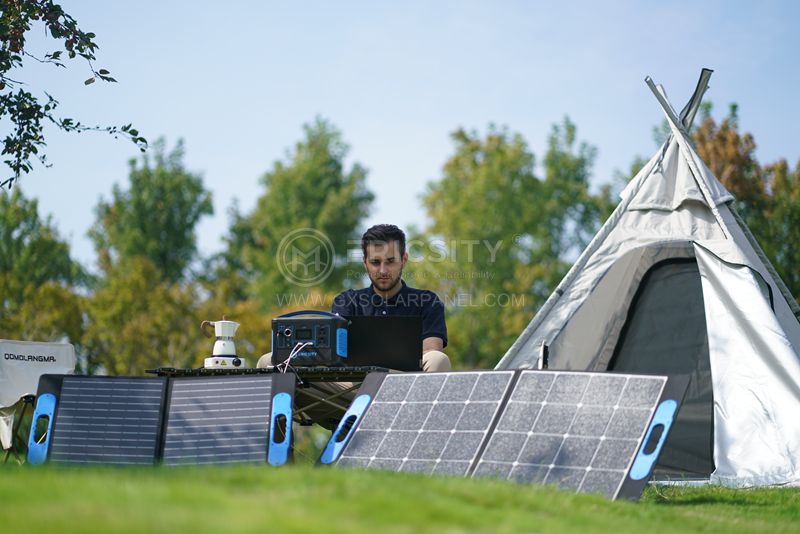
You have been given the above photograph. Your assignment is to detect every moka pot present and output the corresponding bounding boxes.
[201,318,244,368]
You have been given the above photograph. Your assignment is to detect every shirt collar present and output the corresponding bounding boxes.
[370,279,408,305]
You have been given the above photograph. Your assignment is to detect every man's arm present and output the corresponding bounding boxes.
[422,336,444,354]
[420,290,448,354]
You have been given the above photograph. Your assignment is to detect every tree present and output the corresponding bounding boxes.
[0,0,146,188]
[0,186,83,342]
[224,117,374,311]
[413,119,607,368]
[82,257,200,374]
[693,104,766,222]
[88,139,213,283]
[759,160,800,301]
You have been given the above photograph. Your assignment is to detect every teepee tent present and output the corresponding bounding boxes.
[496,69,800,487]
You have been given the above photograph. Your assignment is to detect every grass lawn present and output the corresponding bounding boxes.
[1,462,799,533]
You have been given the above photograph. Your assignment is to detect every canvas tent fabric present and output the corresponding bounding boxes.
[496,70,800,487]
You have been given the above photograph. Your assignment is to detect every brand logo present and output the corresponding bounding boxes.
[276,228,335,287]
[4,352,57,363]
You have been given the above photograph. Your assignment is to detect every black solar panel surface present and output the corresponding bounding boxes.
[49,377,166,465]
[337,371,514,476]
[473,371,666,498]
[162,376,273,465]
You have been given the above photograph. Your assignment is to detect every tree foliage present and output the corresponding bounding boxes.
[758,160,800,300]
[82,257,200,374]
[0,0,146,188]
[0,186,83,342]
[88,139,213,283]
[82,140,214,372]
[412,119,608,368]
[224,117,374,310]
[693,104,765,221]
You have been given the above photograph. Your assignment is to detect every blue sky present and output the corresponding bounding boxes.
[11,1,800,269]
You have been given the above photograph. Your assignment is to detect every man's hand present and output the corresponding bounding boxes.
[422,336,444,354]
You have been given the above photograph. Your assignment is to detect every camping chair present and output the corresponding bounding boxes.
[1,395,35,464]
[0,340,76,463]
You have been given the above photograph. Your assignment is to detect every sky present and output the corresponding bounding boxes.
[9,0,800,270]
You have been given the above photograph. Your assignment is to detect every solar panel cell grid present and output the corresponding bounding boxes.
[473,371,666,499]
[49,377,165,465]
[162,376,273,465]
[337,371,515,474]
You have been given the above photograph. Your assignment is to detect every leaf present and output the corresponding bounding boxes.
[84,77,95,85]
[98,69,109,75]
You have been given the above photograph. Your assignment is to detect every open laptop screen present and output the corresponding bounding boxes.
[345,316,422,371]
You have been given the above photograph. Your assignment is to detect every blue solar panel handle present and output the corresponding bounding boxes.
[319,394,372,465]
[275,310,339,318]
[629,399,678,480]
[27,393,57,465]
[268,392,293,466]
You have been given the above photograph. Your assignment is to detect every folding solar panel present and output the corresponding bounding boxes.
[320,371,515,476]
[320,370,687,500]
[472,370,686,499]
[27,373,295,466]
[162,375,291,465]
[27,375,167,465]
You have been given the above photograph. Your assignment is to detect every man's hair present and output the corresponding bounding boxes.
[361,224,406,258]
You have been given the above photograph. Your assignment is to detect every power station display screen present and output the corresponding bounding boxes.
[294,328,313,340]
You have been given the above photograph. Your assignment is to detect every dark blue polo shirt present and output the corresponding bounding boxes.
[331,280,448,347]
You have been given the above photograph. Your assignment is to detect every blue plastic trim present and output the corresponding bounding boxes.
[319,394,372,465]
[268,392,293,466]
[277,310,338,319]
[336,328,348,358]
[27,393,57,465]
[630,399,678,480]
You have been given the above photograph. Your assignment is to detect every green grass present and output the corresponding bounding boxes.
[1,463,798,533]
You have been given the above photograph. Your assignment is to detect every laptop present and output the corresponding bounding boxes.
[345,316,423,371]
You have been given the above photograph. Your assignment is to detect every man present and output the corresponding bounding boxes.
[331,224,451,372]
[256,224,450,427]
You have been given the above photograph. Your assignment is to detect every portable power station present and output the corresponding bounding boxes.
[271,311,349,366]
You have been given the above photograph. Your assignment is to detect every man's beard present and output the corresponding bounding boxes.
[370,269,403,293]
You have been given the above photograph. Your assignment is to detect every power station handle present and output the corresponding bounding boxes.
[268,392,293,466]
[275,310,340,319]
[27,393,57,465]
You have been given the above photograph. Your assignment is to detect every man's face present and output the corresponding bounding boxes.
[364,240,407,293]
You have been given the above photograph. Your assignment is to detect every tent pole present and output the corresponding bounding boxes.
[646,76,730,239]
[680,68,713,130]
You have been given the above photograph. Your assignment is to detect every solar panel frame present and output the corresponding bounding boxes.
[161,373,294,466]
[470,371,685,499]
[33,374,168,465]
[28,372,296,466]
